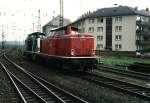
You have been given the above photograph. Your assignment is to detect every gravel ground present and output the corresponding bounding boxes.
[0,66,11,103]
[12,57,150,103]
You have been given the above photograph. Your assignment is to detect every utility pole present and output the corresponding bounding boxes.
[59,0,63,27]
[33,22,35,32]
[37,9,41,32]
[2,25,4,49]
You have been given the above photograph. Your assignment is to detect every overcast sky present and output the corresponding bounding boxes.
[0,0,150,41]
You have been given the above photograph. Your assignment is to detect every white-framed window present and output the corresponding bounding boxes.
[136,16,141,21]
[89,18,94,24]
[97,18,103,23]
[80,28,85,33]
[82,28,85,33]
[96,44,103,50]
[141,17,146,22]
[88,27,94,33]
[82,20,85,25]
[91,19,94,23]
[97,27,103,32]
[136,45,143,50]
[115,35,122,41]
[136,25,140,30]
[115,26,122,32]
[78,22,81,26]
[97,36,103,41]
[88,19,90,24]
[115,44,122,50]
[115,16,122,22]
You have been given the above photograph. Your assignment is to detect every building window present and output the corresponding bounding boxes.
[78,22,81,26]
[115,16,122,22]
[97,44,100,50]
[97,27,103,32]
[97,18,103,23]
[115,44,122,50]
[88,27,94,33]
[136,45,143,50]
[97,36,103,41]
[142,17,146,22]
[96,44,103,50]
[136,16,141,21]
[115,35,122,41]
[81,28,85,33]
[83,28,85,32]
[82,20,85,25]
[92,19,94,23]
[89,18,94,24]
[136,25,140,30]
[115,26,122,32]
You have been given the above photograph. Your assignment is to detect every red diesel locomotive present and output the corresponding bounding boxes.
[24,25,97,71]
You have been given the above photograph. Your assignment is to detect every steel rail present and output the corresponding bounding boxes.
[0,62,26,103]
[27,70,88,103]
[3,54,88,103]
[3,55,66,103]
[7,69,47,102]
[81,72,150,100]
[98,65,150,81]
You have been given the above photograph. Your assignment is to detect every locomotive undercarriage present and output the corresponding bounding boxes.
[24,51,97,72]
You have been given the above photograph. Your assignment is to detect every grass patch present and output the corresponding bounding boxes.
[98,56,150,66]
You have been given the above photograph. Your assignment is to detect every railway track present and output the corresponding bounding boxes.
[97,65,150,81]
[0,54,88,103]
[80,72,150,100]
[3,52,150,101]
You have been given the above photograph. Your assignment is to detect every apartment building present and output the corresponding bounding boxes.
[72,6,150,52]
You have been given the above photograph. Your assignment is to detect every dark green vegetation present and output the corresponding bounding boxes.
[99,56,150,65]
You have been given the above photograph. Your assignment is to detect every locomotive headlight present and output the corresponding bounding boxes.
[71,49,75,56]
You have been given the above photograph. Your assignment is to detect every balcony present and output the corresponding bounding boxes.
[136,30,150,37]
[136,21,150,27]
[136,40,150,45]
[136,33,150,37]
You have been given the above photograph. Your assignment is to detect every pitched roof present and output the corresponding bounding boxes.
[78,6,150,20]
[43,15,71,28]
[42,15,61,27]
[28,32,45,36]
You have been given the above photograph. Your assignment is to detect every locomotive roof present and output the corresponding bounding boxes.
[28,32,46,36]
[50,26,79,32]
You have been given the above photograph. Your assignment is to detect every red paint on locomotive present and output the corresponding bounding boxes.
[40,25,94,57]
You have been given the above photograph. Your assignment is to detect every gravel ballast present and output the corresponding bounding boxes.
[0,51,149,103]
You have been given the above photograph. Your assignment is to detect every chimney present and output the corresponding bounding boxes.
[135,7,138,11]
[146,8,149,12]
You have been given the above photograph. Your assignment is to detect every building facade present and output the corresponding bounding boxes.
[72,6,150,52]
[42,15,71,35]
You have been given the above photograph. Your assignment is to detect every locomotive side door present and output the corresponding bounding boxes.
[81,36,86,55]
